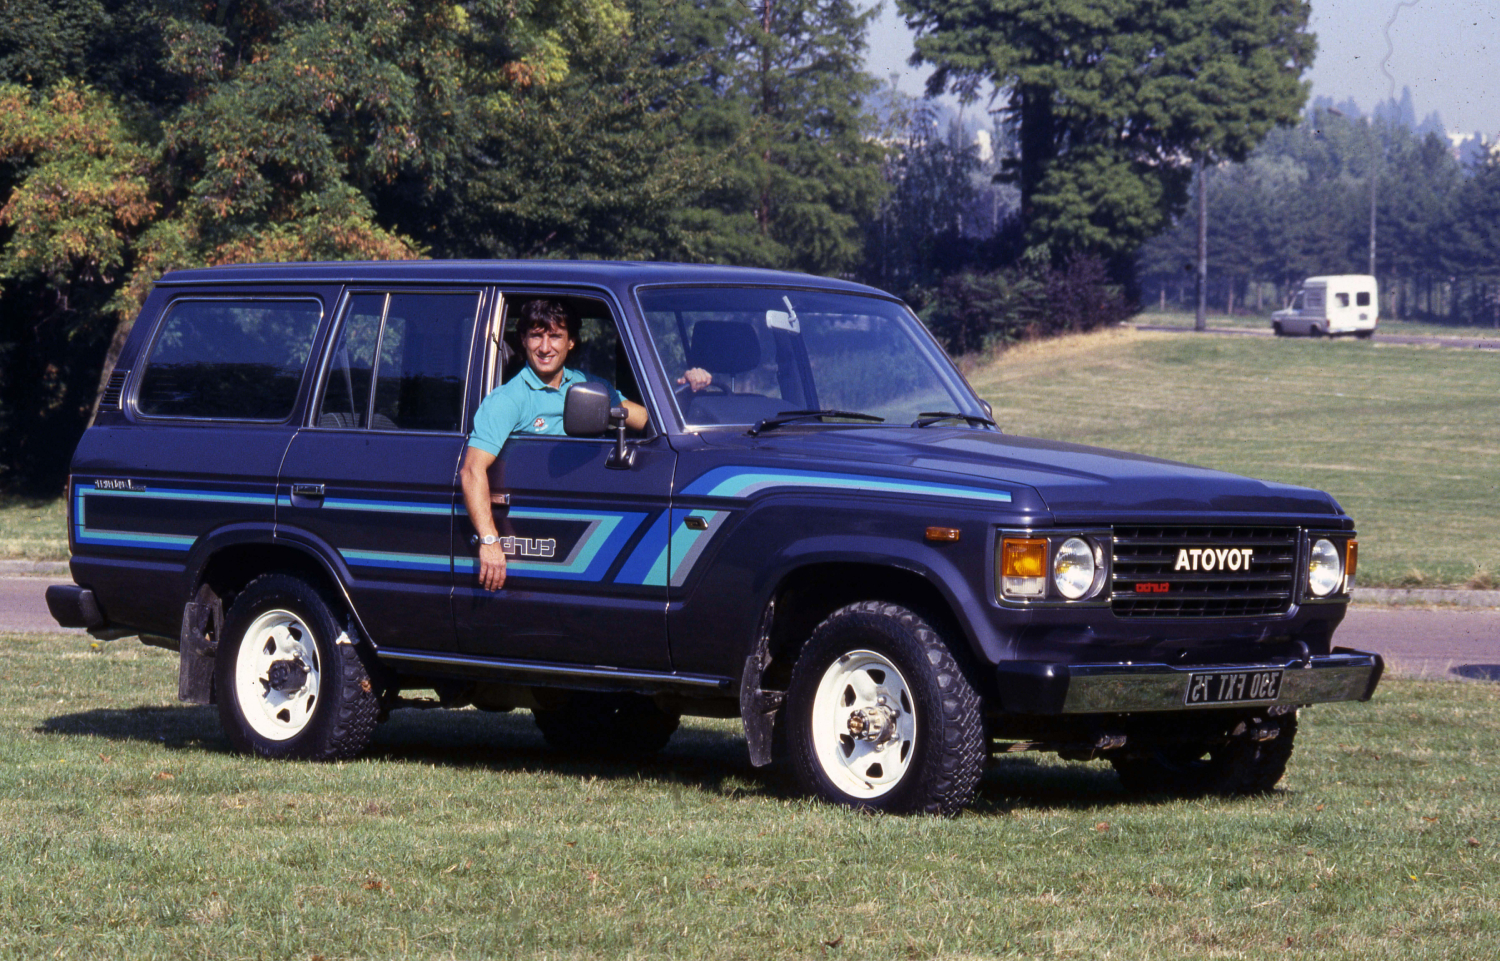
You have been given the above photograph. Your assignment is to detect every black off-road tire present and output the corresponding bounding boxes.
[785,602,985,816]
[215,574,379,761]
[532,693,680,758]
[1111,710,1298,797]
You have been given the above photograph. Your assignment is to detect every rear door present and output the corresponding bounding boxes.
[278,288,487,651]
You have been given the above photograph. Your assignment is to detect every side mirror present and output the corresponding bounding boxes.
[564,382,611,437]
[564,382,636,470]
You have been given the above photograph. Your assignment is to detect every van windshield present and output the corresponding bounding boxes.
[637,287,987,429]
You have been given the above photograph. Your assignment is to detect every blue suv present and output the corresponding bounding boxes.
[47,261,1381,814]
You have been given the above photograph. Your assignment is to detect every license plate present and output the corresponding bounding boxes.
[1184,669,1283,706]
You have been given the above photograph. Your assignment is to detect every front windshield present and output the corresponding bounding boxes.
[638,287,986,428]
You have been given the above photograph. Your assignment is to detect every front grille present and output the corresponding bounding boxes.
[1111,525,1299,617]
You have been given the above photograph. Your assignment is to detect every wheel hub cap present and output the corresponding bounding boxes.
[847,702,900,745]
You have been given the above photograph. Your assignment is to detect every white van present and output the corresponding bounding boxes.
[1271,275,1379,338]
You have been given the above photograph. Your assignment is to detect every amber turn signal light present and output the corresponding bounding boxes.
[1000,537,1048,598]
[925,526,961,543]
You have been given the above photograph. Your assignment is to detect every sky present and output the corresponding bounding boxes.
[864,0,1500,138]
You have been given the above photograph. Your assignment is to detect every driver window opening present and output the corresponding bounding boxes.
[487,294,649,433]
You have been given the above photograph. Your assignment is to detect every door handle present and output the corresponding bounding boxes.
[290,483,325,508]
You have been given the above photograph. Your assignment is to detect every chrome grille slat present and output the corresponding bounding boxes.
[1111,525,1298,618]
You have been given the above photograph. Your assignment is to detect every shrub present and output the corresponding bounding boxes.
[924,255,1130,355]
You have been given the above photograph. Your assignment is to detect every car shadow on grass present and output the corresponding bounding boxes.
[38,704,1206,813]
[1453,664,1500,682]
[36,703,788,802]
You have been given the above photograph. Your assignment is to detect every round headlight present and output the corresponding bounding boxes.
[1308,538,1343,597]
[1053,537,1096,600]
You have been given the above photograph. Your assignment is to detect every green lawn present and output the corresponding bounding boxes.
[968,328,1500,588]
[0,495,67,561]
[2,631,1496,959]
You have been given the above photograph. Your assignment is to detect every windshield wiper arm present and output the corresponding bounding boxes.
[912,411,999,429]
[749,409,885,436]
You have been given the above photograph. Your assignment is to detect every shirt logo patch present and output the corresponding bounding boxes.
[532,417,547,431]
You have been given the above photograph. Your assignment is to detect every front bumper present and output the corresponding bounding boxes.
[995,648,1383,715]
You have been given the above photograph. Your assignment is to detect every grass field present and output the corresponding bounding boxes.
[0,495,67,561]
[2,631,1497,959]
[968,328,1500,588]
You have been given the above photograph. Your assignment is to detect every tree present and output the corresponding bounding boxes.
[898,0,1314,265]
[653,0,888,275]
[0,82,156,490]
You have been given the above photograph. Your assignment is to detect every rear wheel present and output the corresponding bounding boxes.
[1111,710,1297,797]
[785,602,985,815]
[215,574,379,760]
[1272,321,1284,337]
[1355,329,1374,340]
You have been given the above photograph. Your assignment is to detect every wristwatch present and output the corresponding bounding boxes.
[471,534,500,546]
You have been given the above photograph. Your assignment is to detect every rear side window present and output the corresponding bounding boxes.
[318,291,477,432]
[136,299,322,420]
[1357,291,1371,307]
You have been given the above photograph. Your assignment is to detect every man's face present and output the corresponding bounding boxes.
[521,321,575,384]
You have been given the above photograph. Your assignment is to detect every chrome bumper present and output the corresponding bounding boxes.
[994,648,1383,715]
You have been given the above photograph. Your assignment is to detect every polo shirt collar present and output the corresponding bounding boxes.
[518,366,585,391]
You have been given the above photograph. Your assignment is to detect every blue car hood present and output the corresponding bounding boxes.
[725,427,1343,520]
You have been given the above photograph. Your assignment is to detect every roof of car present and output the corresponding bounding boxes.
[155,259,891,297]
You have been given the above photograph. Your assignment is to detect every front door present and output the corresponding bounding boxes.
[452,293,675,671]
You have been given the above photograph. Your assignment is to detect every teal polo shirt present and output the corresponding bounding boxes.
[468,366,623,456]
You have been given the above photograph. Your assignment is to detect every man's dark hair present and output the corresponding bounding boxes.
[515,299,579,340]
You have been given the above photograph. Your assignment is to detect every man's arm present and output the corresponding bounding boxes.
[621,399,648,431]
[460,445,507,591]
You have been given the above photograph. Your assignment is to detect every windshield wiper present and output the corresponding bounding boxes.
[912,411,999,429]
[749,409,885,436]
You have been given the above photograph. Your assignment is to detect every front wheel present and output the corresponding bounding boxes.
[1111,710,1298,797]
[785,602,985,815]
[215,574,379,760]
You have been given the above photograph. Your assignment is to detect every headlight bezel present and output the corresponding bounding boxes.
[1302,531,1357,601]
[996,529,1111,606]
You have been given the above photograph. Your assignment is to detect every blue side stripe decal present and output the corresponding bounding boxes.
[615,513,674,586]
[452,509,648,582]
[73,482,276,552]
[681,467,1010,504]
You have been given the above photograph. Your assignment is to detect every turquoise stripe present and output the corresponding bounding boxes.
[342,549,452,572]
[682,467,1010,504]
[85,485,275,506]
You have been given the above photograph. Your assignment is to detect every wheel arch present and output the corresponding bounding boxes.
[178,533,373,706]
[738,558,988,768]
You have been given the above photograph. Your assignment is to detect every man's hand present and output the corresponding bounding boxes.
[478,541,507,591]
[677,367,712,392]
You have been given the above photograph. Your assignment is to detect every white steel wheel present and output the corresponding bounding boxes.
[808,649,918,799]
[785,602,986,815]
[234,607,322,741]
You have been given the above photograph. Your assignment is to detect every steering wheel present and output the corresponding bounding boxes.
[674,380,729,411]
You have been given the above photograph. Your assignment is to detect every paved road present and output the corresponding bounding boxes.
[5,575,1496,683]
[1134,323,1500,350]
